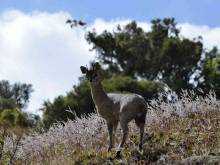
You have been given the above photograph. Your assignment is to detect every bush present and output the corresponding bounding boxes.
[5,91,219,164]
[0,109,31,129]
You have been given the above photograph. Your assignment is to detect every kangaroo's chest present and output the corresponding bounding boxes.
[96,101,119,122]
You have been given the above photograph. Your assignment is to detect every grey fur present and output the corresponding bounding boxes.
[80,63,147,154]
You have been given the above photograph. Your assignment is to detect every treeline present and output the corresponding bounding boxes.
[41,18,219,128]
[0,80,39,129]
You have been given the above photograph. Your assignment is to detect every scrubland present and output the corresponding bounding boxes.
[2,91,220,164]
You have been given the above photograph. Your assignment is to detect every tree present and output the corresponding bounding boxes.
[86,18,203,93]
[0,80,34,136]
[200,50,220,97]
[42,96,76,129]
[0,109,29,128]
[0,80,33,110]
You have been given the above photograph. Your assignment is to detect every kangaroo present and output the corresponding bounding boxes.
[80,62,147,157]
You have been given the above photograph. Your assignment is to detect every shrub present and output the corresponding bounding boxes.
[2,91,219,164]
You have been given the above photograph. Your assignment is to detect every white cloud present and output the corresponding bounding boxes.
[0,10,93,114]
[179,23,220,50]
[0,10,219,114]
[91,18,151,33]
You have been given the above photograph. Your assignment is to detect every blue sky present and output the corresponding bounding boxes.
[1,0,219,27]
[0,1,220,114]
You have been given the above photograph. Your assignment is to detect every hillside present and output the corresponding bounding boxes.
[2,91,220,164]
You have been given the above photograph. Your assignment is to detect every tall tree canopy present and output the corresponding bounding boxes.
[86,18,204,93]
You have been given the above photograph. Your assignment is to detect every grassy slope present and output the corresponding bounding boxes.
[34,111,220,164]
[3,92,220,164]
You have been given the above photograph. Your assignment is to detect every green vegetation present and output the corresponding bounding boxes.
[86,18,203,92]
[0,80,33,110]
[201,51,220,96]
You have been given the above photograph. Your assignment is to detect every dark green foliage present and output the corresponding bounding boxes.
[201,52,220,97]
[12,82,33,109]
[0,80,37,129]
[42,96,74,129]
[68,80,94,116]
[86,18,203,92]
[16,112,29,128]
[0,109,29,128]
[0,98,16,111]
[0,109,18,127]
[103,76,163,100]
[0,80,33,110]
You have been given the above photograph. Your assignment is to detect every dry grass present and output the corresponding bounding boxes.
[2,91,220,164]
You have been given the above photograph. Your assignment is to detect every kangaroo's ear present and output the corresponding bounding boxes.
[93,62,101,71]
[80,66,88,74]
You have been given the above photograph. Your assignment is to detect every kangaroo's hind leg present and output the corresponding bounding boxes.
[135,112,146,150]
[115,119,129,158]
[119,122,128,149]
[107,123,114,151]
[107,121,118,152]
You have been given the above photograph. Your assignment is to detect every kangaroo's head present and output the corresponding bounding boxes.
[80,62,102,84]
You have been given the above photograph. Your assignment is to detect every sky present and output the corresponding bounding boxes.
[1,0,220,27]
[0,0,220,114]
